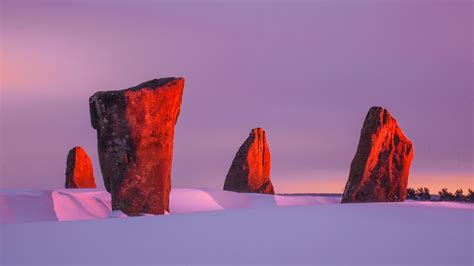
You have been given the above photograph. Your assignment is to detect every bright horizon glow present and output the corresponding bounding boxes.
[272,171,474,194]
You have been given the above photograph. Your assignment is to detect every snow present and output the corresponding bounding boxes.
[52,190,112,221]
[109,210,128,219]
[1,188,473,265]
[0,188,342,223]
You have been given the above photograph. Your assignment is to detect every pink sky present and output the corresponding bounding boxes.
[1,0,472,193]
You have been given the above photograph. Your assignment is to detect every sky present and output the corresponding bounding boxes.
[1,0,472,193]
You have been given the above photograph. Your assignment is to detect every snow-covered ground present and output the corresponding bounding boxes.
[1,188,473,265]
[0,188,342,223]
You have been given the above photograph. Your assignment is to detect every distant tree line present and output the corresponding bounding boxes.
[406,187,474,202]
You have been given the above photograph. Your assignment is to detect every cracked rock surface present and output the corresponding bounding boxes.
[89,77,184,215]
[342,106,414,203]
[224,128,274,194]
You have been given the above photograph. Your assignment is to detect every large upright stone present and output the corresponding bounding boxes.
[224,128,274,194]
[89,77,185,215]
[342,106,414,203]
[65,146,96,188]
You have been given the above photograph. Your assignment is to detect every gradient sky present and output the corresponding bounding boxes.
[1,0,472,193]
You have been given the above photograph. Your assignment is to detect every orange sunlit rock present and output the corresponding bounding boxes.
[342,106,414,203]
[89,78,184,215]
[65,146,96,188]
[224,128,274,194]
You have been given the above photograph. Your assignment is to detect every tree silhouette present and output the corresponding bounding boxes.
[438,188,455,201]
[416,187,431,201]
[455,188,465,202]
[467,189,474,202]
[406,187,417,200]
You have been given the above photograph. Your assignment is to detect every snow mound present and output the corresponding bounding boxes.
[52,190,111,221]
[170,188,224,213]
[1,188,472,224]
[0,188,344,223]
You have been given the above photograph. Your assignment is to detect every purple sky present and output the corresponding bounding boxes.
[1,0,472,192]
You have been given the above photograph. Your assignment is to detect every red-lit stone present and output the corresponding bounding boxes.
[342,106,414,203]
[224,128,274,194]
[89,78,184,215]
[65,146,96,188]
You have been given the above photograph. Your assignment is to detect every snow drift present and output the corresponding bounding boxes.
[1,188,472,265]
[0,188,343,223]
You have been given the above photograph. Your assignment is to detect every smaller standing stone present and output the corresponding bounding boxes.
[224,128,274,194]
[65,146,96,188]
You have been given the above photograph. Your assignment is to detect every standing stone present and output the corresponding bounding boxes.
[89,77,184,215]
[342,106,414,203]
[65,146,96,188]
[224,128,274,194]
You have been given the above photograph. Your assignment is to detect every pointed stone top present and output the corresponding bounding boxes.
[366,106,394,123]
[250,127,265,136]
[362,106,409,142]
[70,146,87,154]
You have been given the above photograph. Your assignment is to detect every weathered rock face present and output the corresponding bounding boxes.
[65,146,96,188]
[342,106,414,203]
[224,128,274,194]
[89,77,185,215]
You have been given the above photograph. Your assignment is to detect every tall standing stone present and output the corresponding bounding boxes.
[224,128,274,194]
[89,77,185,215]
[342,106,414,203]
[65,146,96,188]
